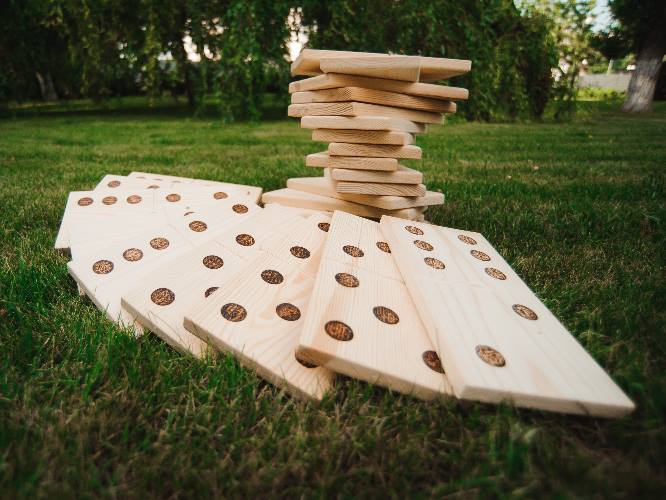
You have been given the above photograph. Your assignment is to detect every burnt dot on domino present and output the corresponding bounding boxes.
[102,196,117,205]
[214,191,228,199]
[232,204,248,214]
[189,221,208,232]
[343,245,364,257]
[166,193,181,202]
[261,269,284,284]
[475,345,506,367]
[470,249,490,261]
[318,222,330,232]
[276,303,301,321]
[235,233,255,246]
[150,237,169,250]
[123,248,143,262]
[290,246,310,259]
[221,303,247,322]
[204,286,219,298]
[295,353,318,368]
[335,272,359,288]
[512,304,538,320]
[126,195,142,204]
[422,350,445,373]
[324,320,354,341]
[373,306,399,325]
[147,185,159,189]
[202,255,224,269]
[485,267,507,280]
[413,240,434,251]
[376,241,391,253]
[458,234,477,245]
[78,197,93,206]
[405,225,424,235]
[424,257,445,269]
[151,288,175,306]
[92,260,114,274]
[107,180,121,188]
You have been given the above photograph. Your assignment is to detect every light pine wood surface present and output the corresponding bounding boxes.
[121,207,301,357]
[291,87,457,113]
[336,181,426,197]
[289,101,442,124]
[312,129,415,145]
[183,215,335,401]
[261,188,426,221]
[328,142,422,159]
[301,116,425,134]
[289,73,469,101]
[286,176,444,210]
[378,216,635,418]
[331,165,423,184]
[298,211,452,399]
[291,49,472,82]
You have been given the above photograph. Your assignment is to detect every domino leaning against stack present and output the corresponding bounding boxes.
[262,49,471,220]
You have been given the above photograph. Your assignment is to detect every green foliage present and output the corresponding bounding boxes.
[609,0,666,53]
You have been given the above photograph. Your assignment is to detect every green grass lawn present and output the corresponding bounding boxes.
[1,97,665,497]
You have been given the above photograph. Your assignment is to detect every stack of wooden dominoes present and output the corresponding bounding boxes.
[261,49,471,220]
[57,175,635,418]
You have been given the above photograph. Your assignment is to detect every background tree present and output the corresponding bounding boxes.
[608,0,666,112]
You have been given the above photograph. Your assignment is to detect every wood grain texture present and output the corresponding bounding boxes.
[286,176,444,210]
[336,181,426,197]
[305,152,330,168]
[291,49,471,81]
[183,215,335,401]
[66,200,259,331]
[289,74,469,101]
[121,208,300,357]
[301,116,425,134]
[305,153,403,171]
[291,87,457,113]
[312,129,414,145]
[331,165,423,184]
[320,55,422,82]
[298,211,452,399]
[379,216,635,418]
[261,188,426,221]
[289,102,442,124]
[328,142,422,159]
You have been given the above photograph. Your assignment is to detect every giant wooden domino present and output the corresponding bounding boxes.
[54,51,634,416]
[263,49,471,220]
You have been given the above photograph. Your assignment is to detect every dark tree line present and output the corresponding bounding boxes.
[1,0,563,120]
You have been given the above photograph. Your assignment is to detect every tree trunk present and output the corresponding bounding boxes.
[621,28,665,113]
[35,71,59,102]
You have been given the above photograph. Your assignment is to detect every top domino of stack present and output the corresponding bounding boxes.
[291,49,472,82]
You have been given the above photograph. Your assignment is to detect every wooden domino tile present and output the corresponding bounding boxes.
[379,216,635,417]
[183,215,335,400]
[305,152,329,168]
[306,153,399,172]
[291,49,471,82]
[301,116,426,135]
[328,142,422,159]
[289,102,442,124]
[331,165,423,185]
[121,208,304,356]
[261,188,426,221]
[335,181,426,197]
[290,87,457,114]
[289,74,469,101]
[312,129,415,146]
[286,176,444,210]
[298,211,451,399]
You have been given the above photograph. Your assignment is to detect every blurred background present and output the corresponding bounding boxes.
[1,0,664,120]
